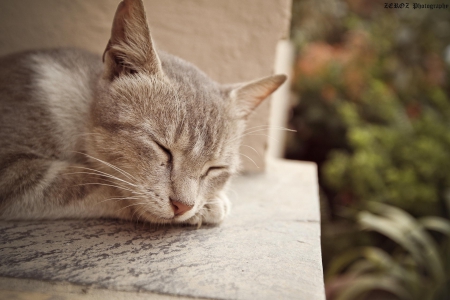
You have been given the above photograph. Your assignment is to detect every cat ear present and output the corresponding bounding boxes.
[229,74,287,119]
[102,0,163,79]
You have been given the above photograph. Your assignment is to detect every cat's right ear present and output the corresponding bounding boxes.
[102,0,163,80]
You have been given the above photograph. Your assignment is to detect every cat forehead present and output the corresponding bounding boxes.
[110,74,227,125]
[159,51,222,99]
[111,52,224,104]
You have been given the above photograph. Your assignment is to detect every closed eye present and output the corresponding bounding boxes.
[203,166,227,178]
[154,141,172,162]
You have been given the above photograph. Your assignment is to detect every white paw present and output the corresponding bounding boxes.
[187,192,231,226]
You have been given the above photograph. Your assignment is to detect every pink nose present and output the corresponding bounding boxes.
[170,199,193,216]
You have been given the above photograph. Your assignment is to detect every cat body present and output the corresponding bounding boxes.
[0,0,285,225]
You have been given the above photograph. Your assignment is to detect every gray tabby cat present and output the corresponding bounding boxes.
[0,0,286,226]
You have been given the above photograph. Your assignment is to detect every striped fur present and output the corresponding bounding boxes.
[0,0,286,225]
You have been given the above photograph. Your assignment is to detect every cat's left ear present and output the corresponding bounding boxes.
[229,74,287,119]
[102,0,163,80]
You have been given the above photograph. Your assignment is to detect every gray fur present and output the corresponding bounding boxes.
[0,0,286,225]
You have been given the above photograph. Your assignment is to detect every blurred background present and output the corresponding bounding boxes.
[286,0,450,299]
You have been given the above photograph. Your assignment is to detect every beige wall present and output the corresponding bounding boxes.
[0,0,292,172]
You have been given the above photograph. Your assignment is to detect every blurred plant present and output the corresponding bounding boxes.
[287,0,450,292]
[287,0,450,217]
[322,78,450,216]
[325,202,450,300]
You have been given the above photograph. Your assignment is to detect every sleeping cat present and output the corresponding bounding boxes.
[0,0,286,226]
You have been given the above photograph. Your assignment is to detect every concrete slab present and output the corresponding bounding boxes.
[0,158,324,300]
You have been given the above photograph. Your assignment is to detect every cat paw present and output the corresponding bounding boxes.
[187,192,231,226]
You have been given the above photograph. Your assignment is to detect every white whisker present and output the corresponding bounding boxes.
[65,172,127,190]
[69,167,138,187]
[241,144,260,156]
[243,125,296,133]
[72,151,137,181]
[117,202,148,212]
[75,182,144,195]
[97,195,145,205]
[131,206,143,222]
[239,153,259,168]
[228,133,281,144]
[228,125,295,144]
[95,178,135,192]
[64,171,134,192]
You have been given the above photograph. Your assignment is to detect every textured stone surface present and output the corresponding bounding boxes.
[0,159,324,300]
[0,277,200,300]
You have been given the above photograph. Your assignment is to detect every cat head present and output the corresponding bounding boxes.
[88,0,286,224]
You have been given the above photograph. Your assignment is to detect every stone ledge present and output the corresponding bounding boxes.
[0,158,324,300]
[0,277,202,300]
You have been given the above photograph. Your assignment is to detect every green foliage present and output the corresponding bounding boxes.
[323,82,450,215]
[326,203,450,300]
